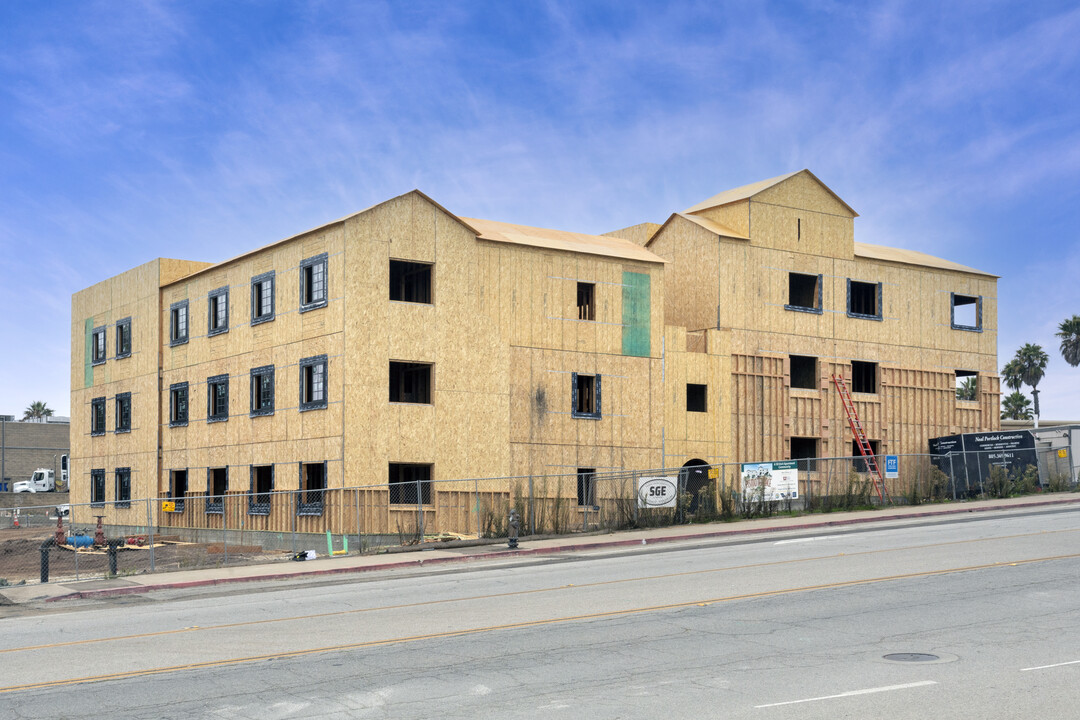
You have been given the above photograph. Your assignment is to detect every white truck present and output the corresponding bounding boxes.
[13,468,56,493]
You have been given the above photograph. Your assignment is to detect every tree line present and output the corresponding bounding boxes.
[998,314,1080,424]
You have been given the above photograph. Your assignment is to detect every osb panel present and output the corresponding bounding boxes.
[749,202,854,260]
[602,222,661,246]
[692,201,750,239]
[648,215,721,332]
[754,171,856,219]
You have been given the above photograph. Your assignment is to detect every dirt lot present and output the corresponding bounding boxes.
[0,526,288,585]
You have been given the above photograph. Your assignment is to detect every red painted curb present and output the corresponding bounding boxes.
[44,495,1080,602]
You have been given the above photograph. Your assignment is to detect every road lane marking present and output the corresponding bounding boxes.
[1021,659,1080,672]
[754,681,937,708]
[2,555,1078,694]
[774,535,843,545]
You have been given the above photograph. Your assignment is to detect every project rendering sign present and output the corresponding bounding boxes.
[637,476,678,508]
[740,461,799,501]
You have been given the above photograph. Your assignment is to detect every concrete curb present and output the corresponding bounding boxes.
[43,495,1080,603]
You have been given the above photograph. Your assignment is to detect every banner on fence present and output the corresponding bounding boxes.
[637,476,678,508]
[740,461,798,501]
[885,455,899,478]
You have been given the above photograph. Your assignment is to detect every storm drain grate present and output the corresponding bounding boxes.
[883,653,940,662]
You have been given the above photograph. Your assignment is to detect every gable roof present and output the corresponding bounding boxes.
[683,169,858,217]
[461,216,666,264]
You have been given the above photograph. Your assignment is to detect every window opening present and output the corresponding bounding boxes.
[169,300,188,345]
[115,317,132,358]
[169,469,188,512]
[169,382,189,427]
[389,260,432,303]
[91,469,105,507]
[847,280,882,319]
[852,439,880,473]
[851,361,878,394]
[300,355,328,410]
[250,365,275,416]
[115,468,131,508]
[298,462,326,515]
[91,326,107,365]
[115,392,131,432]
[251,271,275,325]
[207,374,229,422]
[577,282,595,321]
[206,467,227,514]
[389,463,432,505]
[300,254,328,311]
[790,437,818,472]
[686,383,707,412]
[577,468,597,507]
[955,370,978,401]
[389,362,432,404]
[790,355,817,390]
[91,397,106,436]
[571,373,601,419]
[786,273,822,313]
[208,287,229,335]
[249,465,274,515]
[951,293,981,331]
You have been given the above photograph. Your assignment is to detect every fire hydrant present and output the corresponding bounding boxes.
[507,509,521,549]
[93,515,107,547]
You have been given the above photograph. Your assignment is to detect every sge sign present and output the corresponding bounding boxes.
[637,476,678,508]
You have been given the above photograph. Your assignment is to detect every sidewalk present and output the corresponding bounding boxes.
[4,493,1079,607]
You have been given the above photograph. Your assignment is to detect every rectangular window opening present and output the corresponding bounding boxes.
[389,361,432,404]
[790,355,818,390]
[91,469,106,507]
[115,318,132,358]
[577,282,595,321]
[251,271,275,325]
[790,437,819,472]
[851,361,878,394]
[389,463,432,505]
[955,370,978,401]
[951,293,981,331]
[114,468,131,508]
[572,373,601,419]
[576,468,597,507]
[847,280,882,319]
[686,383,707,412]
[115,392,131,433]
[249,465,274,515]
[169,382,189,427]
[852,439,881,473]
[169,469,188,512]
[298,462,326,515]
[91,397,106,436]
[207,374,229,422]
[389,260,432,304]
[786,272,822,313]
[300,254,328,311]
[250,365,275,416]
[208,287,229,335]
[91,326,107,365]
[300,355,328,410]
[169,300,189,345]
[206,467,227,514]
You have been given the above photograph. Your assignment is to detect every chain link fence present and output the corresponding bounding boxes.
[2,449,1076,587]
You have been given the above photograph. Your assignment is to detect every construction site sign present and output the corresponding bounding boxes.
[740,461,799,501]
[637,476,678,508]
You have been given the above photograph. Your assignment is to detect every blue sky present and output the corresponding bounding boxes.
[1,0,1077,421]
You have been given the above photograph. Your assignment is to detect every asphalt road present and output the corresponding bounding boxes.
[3,507,1080,719]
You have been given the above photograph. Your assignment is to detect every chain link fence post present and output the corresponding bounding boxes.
[145,497,155,573]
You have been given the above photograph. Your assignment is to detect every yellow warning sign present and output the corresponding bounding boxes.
[161,501,175,513]
[708,468,719,479]
[1059,448,1069,459]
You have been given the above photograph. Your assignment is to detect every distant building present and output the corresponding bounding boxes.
[70,170,999,533]
[0,416,69,489]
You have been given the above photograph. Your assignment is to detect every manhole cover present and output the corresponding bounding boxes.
[883,653,940,662]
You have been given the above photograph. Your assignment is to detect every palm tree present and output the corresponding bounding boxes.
[1057,315,1080,367]
[1000,358,1023,392]
[1005,344,1049,427]
[22,401,53,422]
[1000,391,1033,420]
[955,376,977,401]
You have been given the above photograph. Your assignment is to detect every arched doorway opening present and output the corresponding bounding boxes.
[680,458,712,513]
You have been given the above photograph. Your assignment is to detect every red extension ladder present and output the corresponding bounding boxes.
[832,374,888,503]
